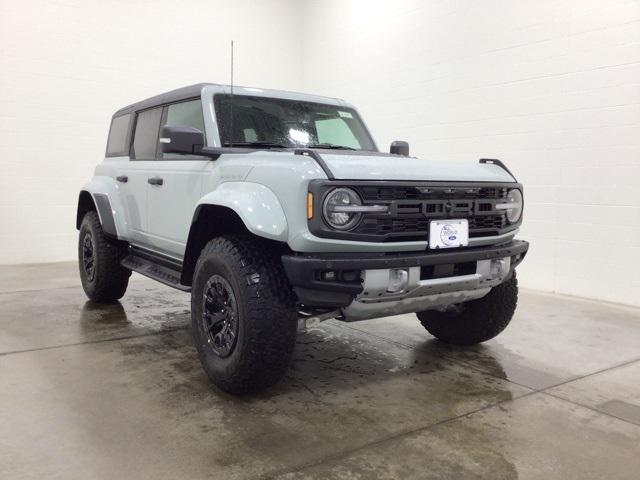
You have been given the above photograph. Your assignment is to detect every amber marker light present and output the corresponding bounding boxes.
[307,192,314,219]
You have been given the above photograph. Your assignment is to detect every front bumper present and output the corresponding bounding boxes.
[282,239,529,309]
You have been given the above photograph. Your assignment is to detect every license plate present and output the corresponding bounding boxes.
[429,219,469,249]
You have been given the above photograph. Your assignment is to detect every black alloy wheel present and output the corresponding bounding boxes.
[190,234,298,394]
[202,275,239,357]
[82,231,96,282]
[78,210,130,303]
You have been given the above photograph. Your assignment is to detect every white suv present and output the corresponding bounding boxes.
[77,83,529,394]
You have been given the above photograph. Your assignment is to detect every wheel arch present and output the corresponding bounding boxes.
[77,190,97,229]
[76,189,118,238]
[181,191,289,286]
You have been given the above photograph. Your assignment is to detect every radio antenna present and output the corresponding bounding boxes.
[229,40,234,148]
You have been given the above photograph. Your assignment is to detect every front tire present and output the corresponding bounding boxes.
[417,273,518,345]
[78,211,130,303]
[191,234,297,395]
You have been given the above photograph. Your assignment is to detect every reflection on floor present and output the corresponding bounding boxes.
[1,262,639,479]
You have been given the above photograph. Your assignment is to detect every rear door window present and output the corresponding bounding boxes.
[132,107,163,160]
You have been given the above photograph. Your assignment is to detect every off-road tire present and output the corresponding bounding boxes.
[78,211,130,303]
[417,273,518,345]
[191,234,297,395]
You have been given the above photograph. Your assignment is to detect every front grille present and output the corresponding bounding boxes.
[357,217,430,235]
[352,185,509,241]
[307,180,521,243]
[357,186,508,201]
[352,214,506,239]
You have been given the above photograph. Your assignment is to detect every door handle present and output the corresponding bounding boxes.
[147,177,163,186]
[116,175,128,183]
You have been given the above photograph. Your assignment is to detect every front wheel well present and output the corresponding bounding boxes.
[180,205,289,286]
[77,191,97,230]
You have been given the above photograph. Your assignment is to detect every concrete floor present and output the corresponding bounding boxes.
[1,263,640,480]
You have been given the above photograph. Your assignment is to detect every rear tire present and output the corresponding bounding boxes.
[417,273,518,345]
[191,234,297,395]
[78,211,130,303]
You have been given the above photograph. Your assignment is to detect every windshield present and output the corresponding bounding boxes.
[214,94,376,151]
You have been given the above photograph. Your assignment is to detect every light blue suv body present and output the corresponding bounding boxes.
[77,83,529,393]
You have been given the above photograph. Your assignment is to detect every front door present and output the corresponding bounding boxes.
[145,99,210,258]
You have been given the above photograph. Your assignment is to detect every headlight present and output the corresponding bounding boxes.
[322,188,363,230]
[498,189,523,223]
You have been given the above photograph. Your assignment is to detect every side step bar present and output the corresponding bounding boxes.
[121,248,190,292]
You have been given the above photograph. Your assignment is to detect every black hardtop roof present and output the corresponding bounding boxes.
[114,83,216,117]
[112,83,347,119]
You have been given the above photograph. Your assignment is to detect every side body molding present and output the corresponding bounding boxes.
[195,182,288,241]
[78,176,128,239]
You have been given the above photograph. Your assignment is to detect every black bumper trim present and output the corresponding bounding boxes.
[282,240,529,308]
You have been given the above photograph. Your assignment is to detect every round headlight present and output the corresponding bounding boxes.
[505,189,523,223]
[322,188,362,230]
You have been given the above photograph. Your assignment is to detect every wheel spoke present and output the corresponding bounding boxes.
[201,275,239,358]
[81,232,95,281]
[223,327,235,345]
[204,311,226,330]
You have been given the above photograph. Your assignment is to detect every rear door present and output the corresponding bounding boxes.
[145,99,211,257]
[119,106,163,245]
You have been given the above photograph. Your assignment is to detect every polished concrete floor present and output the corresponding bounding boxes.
[1,262,640,479]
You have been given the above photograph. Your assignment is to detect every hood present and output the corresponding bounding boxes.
[319,153,516,183]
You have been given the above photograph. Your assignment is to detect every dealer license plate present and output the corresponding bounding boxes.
[429,219,469,249]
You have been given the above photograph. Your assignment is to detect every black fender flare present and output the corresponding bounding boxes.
[77,191,118,237]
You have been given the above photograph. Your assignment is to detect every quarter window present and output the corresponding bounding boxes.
[106,114,131,156]
[132,107,162,160]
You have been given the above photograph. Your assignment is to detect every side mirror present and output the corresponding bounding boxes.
[160,125,205,155]
[390,140,409,156]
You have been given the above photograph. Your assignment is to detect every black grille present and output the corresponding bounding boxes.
[357,217,430,235]
[307,180,520,243]
[356,186,508,202]
[351,185,508,240]
[352,215,506,239]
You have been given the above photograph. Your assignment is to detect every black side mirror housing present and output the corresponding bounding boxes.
[390,140,409,156]
[160,125,205,155]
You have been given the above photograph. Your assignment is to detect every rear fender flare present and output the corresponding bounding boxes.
[77,176,128,239]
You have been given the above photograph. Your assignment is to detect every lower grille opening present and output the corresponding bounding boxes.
[420,262,476,280]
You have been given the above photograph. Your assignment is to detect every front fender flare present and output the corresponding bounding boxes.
[195,182,288,241]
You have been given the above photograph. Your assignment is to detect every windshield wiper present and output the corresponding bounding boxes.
[308,143,357,150]
[224,141,289,149]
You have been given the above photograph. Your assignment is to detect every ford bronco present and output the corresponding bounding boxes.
[77,83,529,394]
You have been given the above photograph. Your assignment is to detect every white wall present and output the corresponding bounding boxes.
[300,0,640,306]
[0,0,302,264]
[1,0,639,307]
